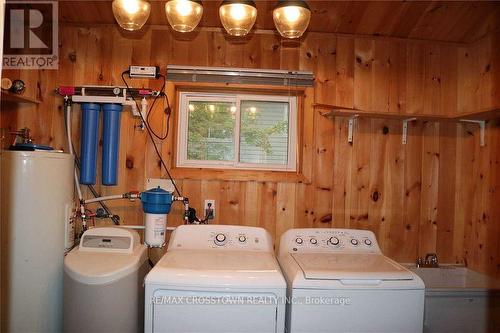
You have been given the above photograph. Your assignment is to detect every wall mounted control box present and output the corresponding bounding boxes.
[129,66,160,79]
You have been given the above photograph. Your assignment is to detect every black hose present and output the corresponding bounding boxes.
[146,74,171,140]
[121,70,182,197]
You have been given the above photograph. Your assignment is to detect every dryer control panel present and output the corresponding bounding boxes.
[167,225,274,252]
[278,228,381,256]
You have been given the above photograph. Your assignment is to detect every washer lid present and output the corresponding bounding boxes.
[292,253,414,281]
[145,250,286,289]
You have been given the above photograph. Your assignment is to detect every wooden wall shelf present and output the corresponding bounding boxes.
[457,107,500,121]
[1,91,40,105]
[315,103,500,122]
[315,103,496,146]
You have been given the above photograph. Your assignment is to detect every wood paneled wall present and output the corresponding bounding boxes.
[457,33,500,114]
[1,25,499,276]
[455,32,500,277]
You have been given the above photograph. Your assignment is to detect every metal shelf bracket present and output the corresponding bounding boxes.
[459,119,486,147]
[348,115,358,144]
[402,118,417,145]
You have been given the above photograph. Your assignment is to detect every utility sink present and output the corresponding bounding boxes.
[401,264,500,333]
[405,265,500,291]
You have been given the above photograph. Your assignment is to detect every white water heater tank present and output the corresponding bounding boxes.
[0,150,74,333]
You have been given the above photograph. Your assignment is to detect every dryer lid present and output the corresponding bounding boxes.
[292,253,414,281]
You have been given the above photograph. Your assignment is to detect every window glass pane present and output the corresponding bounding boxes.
[239,100,289,165]
[187,101,236,161]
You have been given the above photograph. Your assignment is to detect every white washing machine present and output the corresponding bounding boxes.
[278,228,425,333]
[145,225,287,333]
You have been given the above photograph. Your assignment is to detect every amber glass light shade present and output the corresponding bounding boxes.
[165,0,203,32]
[219,0,257,37]
[273,0,311,39]
[112,0,151,31]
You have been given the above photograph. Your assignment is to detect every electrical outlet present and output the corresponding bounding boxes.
[204,200,215,220]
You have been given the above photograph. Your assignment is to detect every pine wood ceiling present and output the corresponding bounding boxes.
[59,1,500,43]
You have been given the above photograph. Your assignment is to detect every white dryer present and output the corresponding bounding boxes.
[145,225,286,333]
[278,228,424,333]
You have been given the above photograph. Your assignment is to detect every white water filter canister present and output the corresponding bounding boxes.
[141,187,173,247]
[144,213,167,247]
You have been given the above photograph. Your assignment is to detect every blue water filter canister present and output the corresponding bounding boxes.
[102,103,122,185]
[79,103,101,184]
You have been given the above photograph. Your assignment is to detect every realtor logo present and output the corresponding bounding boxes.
[3,1,58,69]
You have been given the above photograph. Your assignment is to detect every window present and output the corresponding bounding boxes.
[177,92,297,171]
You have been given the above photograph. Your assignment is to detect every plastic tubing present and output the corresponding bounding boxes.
[65,100,86,224]
[117,226,176,231]
[83,194,126,204]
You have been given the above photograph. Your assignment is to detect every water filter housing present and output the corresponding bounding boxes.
[141,187,173,247]
[79,103,100,184]
[144,213,167,247]
[79,103,123,186]
[102,103,122,185]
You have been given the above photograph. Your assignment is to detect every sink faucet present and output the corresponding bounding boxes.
[416,253,439,268]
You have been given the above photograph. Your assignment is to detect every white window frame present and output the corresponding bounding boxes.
[177,92,297,171]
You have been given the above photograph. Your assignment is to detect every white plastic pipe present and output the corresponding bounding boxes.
[66,101,86,223]
[123,99,138,116]
[141,97,147,118]
[84,194,125,204]
[118,225,177,232]
[118,225,145,230]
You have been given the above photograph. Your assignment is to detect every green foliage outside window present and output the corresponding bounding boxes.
[187,100,289,164]
[187,101,235,161]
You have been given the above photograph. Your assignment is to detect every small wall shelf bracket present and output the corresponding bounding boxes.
[402,118,417,145]
[459,119,486,147]
[348,115,358,144]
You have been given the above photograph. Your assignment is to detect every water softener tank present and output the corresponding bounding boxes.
[79,102,101,184]
[63,227,149,333]
[102,103,122,186]
[0,150,73,332]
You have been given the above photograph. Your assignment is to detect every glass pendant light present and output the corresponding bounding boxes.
[219,0,257,37]
[112,0,151,31]
[273,0,311,39]
[165,0,203,33]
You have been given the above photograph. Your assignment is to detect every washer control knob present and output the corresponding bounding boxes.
[350,238,359,246]
[215,233,226,244]
[295,237,303,245]
[329,237,340,246]
[364,239,372,246]
[310,238,318,245]
[238,235,247,243]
